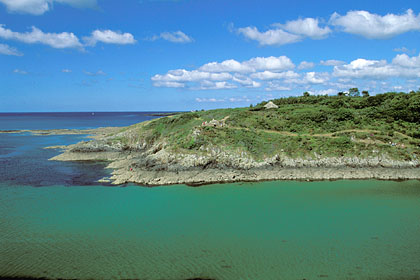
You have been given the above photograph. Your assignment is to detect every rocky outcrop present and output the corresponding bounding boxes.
[51,137,420,186]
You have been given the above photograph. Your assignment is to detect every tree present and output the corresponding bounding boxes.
[338,91,346,96]
[303,91,310,97]
[349,88,360,97]
[362,90,369,97]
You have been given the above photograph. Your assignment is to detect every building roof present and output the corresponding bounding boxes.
[264,101,279,109]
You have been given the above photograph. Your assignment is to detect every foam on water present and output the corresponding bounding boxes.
[1,180,420,280]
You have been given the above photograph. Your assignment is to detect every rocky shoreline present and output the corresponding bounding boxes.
[49,134,420,186]
[5,127,418,186]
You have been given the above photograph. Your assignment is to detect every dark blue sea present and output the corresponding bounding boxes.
[0,112,164,130]
[0,112,162,187]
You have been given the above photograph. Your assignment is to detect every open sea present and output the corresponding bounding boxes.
[1,113,420,280]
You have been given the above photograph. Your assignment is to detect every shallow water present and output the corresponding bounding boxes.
[1,180,420,280]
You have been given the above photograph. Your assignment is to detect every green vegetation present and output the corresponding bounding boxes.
[113,91,420,161]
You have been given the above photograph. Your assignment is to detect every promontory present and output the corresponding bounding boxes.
[50,91,420,186]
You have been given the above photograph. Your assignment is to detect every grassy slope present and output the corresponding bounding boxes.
[111,92,420,162]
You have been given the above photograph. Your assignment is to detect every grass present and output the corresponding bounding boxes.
[109,91,420,161]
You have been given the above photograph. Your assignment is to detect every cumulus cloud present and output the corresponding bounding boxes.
[320,59,345,66]
[0,43,23,56]
[265,82,292,92]
[0,24,83,49]
[153,81,185,88]
[152,69,232,84]
[330,9,420,39]
[309,89,337,95]
[152,52,420,95]
[152,55,336,91]
[250,70,299,80]
[333,58,396,79]
[277,18,331,39]
[0,0,97,15]
[83,30,136,46]
[198,81,237,90]
[149,31,193,43]
[232,76,261,88]
[333,54,420,79]
[0,25,136,50]
[237,26,302,46]
[199,56,295,73]
[303,72,329,84]
[298,61,315,70]
[236,17,331,46]
[392,53,420,68]
[152,56,297,89]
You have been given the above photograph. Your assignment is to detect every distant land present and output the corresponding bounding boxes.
[43,90,420,185]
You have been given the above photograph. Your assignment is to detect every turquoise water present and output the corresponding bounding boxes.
[1,180,420,280]
[1,113,420,279]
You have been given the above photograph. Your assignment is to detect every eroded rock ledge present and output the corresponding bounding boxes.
[50,138,420,186]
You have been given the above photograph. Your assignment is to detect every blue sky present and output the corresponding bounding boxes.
[1,0,420,112]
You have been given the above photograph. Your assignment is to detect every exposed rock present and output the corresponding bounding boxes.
[50,136,420,186]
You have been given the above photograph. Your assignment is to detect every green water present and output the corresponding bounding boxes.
[1,180,420,280]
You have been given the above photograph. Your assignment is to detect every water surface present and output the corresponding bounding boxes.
[1,180,420,280]
[1,113,420,279]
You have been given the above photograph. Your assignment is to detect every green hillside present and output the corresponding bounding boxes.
[111,91,420,162]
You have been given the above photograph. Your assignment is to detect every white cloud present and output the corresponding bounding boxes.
[83,30,136,46]
[0,24,83,49]
[309,89,337,96]
[13,69,27,74]
[62,69,71,73]
[277,18,331,39]
[200,56,295,73]
[265,82,291,92]
[320,59,345,66]
[149,31,193,43]
[152,53,420,94]
[200,59,253,73]
[0,0,97,15]
[198,81,237,90]
[250,70,299,80]
[392,53,420,68]
[237,26,302,46]
[152,69,232,84]
[152,55,296,90]
[333,58,396,79]
[232,76,261,88]
[154,81,185,88]
[333,54,420,79]
[0,43,23,56]
[303,72,329,84]
[228,96,251,102]
[245,56,295,71]
[298,61,315,70]
[236,17,331,46]
[330,9,420,39]
[281,72,329,85]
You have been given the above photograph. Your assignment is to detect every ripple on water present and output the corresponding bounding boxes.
[1,181,420,279]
